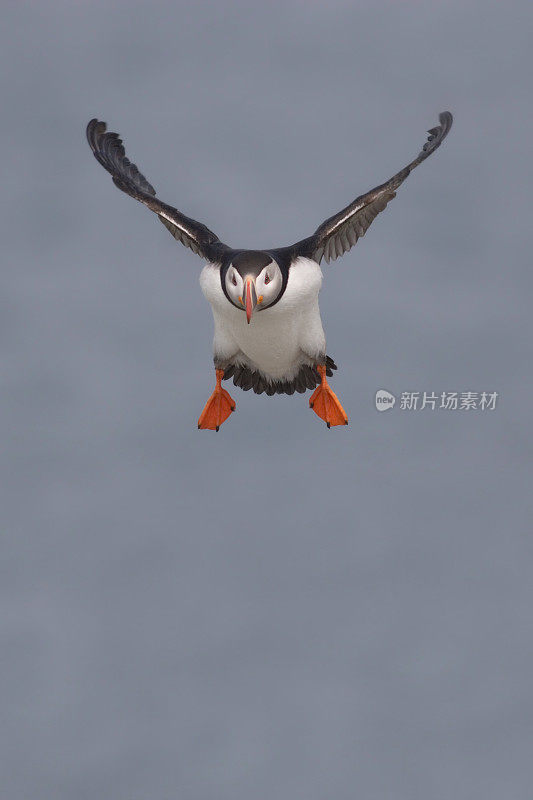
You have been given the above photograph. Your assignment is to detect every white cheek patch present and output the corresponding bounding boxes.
[226,265,244,304]
[258,260,281,300]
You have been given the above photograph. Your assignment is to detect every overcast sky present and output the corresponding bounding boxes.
[2,1,532,798]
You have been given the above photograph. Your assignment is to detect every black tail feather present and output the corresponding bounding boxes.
[223,355,338,396]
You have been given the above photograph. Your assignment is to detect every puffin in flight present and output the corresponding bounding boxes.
[86,111,453,430]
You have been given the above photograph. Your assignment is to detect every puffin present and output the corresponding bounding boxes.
[86,111,453,430]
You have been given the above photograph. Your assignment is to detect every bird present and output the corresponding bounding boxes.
[86,111,453,430]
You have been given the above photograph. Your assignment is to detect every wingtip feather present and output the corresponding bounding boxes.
[85,117,157,196]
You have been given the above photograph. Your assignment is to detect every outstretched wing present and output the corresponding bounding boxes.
[289,111,453,264]
[86,119,230,262]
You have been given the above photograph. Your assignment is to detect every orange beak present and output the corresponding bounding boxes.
[245,277,257,324]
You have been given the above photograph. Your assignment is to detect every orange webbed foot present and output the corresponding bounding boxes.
[309,365,348,428]
[198,369,236,431]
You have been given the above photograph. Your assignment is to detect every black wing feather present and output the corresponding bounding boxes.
[290,111,453,264]
[86,119,229,262]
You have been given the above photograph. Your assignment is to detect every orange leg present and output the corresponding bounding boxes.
[198,369,236,431]
[309,364,348,428]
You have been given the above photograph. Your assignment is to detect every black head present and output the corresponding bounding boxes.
[221,250,288,322]
[231,250,272,279]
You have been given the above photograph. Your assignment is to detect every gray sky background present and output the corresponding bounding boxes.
[2,1,532,798]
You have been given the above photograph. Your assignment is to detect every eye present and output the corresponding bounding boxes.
[264,274,271,285]
[231,274,237,286]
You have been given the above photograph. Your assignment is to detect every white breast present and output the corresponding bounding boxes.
[199,257,326,381]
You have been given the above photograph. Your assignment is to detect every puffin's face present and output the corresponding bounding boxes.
[224,258,282,323]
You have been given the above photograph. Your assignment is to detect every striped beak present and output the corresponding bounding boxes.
[245,277,257,324]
